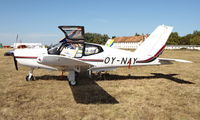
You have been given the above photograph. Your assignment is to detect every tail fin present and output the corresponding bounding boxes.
[134,25,173,63]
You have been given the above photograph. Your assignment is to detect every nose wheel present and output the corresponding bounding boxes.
[26,75,34,81]
[26,68,34,81]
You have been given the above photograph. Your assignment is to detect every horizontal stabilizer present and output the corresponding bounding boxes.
[159,58,192,64]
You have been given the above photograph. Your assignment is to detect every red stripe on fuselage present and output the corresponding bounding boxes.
[15,56,103,62]
[15,56,38,59]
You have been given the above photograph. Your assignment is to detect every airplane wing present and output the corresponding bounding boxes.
[158,58,192,64]
[88,66,117,72]
[37,55,92,67]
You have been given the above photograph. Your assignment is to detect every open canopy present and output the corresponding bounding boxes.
[58,26,85,41]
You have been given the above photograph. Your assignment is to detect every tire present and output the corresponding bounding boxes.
[26,75,34,81]
[69,80,76,86]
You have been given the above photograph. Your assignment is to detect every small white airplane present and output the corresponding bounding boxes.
[13,25,192,85]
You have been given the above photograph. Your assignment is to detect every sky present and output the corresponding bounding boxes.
[0,0,200,45]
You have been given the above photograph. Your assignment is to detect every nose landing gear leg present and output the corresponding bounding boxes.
[26,68,34,81]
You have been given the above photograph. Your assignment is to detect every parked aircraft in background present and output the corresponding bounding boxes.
[12,25,192,85]
[4,37,44,56]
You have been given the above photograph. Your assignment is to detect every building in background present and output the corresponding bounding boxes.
[165,45,200,50]
[112,35,148,49]
[111,35,200,50]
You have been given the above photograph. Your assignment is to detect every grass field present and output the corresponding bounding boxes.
[0,48,200,120]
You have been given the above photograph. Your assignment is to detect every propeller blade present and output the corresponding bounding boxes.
[13,56,18,71]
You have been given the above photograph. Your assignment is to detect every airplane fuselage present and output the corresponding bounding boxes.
[14,44,160,73]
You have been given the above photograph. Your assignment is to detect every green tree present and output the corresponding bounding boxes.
[178,30,200,45]
[189,31,200,45]
[193,30,200,36]
[167,32,181,45]
[135,33,140,36]
[84,33,109,44]
[180,34,191,45]
[190,36,200,45]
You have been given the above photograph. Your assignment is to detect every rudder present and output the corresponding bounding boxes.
[134,25,173,63]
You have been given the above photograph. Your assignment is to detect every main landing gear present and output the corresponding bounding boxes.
[89,70,110,80]
[67,71,79,86]
[24,68,78,86]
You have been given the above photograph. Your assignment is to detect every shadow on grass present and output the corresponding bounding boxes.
[35,75,67,81]
[35,75,119,104]
[151,73,194,84]
[34,73,194,104]
[35,73,194,84]
[96,73,194,84]
[70,77,119,104]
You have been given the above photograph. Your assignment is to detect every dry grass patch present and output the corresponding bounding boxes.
[0,48,200,120]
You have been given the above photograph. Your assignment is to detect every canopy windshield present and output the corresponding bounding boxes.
[58,26,85,41]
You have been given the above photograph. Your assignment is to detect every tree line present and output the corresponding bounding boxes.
[167,31,200,45]
[84,31,200,45]
[84,33,109,45]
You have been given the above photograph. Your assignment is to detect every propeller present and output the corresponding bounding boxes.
[13,34,18,70]
[13,56,18,71]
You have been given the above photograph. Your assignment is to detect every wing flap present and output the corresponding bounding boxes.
[89,66,117,72]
